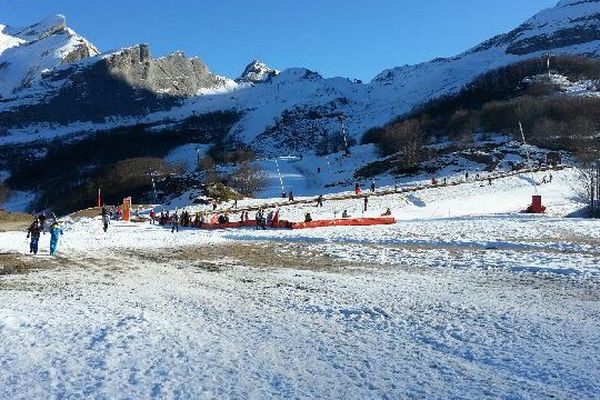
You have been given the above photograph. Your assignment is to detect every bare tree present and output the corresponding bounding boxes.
[574,156,600,217]
[227,162,268,197]
[379,119,424,167]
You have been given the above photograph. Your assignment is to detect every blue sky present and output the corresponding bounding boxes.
[1,0,558,81]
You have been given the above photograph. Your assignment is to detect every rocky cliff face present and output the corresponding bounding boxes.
[102,45,226,97]
[464,0,600,56]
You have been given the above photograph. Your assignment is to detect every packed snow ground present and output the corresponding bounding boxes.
[0,167,599,398]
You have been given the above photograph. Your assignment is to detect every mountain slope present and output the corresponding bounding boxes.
[2,1,600,156]
[0,15,99,98]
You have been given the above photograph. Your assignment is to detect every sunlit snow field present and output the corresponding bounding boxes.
[0,168,599,399]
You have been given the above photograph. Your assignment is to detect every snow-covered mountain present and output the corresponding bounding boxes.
[0,15,99,99]
[1,0,600,155]
[237,60,279,83]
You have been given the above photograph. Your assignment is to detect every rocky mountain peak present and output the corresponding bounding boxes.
[7,14,68,42]
[237,59,279,83]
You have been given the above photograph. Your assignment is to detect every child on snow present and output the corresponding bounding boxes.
[49,220,63,255]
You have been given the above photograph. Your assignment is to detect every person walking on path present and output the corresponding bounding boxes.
[49,220,63,256]
[26,217,43,255]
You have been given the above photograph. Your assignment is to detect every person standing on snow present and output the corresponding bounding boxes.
[26,217,43,255]
[49,220,63,256]
[101,205,110,232]
[171,211,180,233]
[316,195,323,207]
[364,196,369,212]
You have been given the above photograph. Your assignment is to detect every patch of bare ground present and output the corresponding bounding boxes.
[68,207,101,220]
[135,242,359,272]
[0,253,66,276]
[0,210,33,232]
[68,205,154,222]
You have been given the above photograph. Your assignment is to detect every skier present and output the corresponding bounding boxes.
[288,191,294,202]
[342,210,351,218]
[465,171,469,181]
[101,205,110,232]
[355,183,361,195]
[364,196,369,212]
[49,220,63,256]
[149,209,156,224]
[371,180,376,192]
[549,173,553,183]
[316,195,323,207]
[171,211,180,233]
[382,208,392,216]
[26,217,43,255]
[488,177,493,186]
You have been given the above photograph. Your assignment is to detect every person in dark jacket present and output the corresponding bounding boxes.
[26,218,43,255]
[316,195,323,207]
[101,205,110,232]
[304,212,313,223]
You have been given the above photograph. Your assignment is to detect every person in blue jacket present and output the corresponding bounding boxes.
[49,220,63,255]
